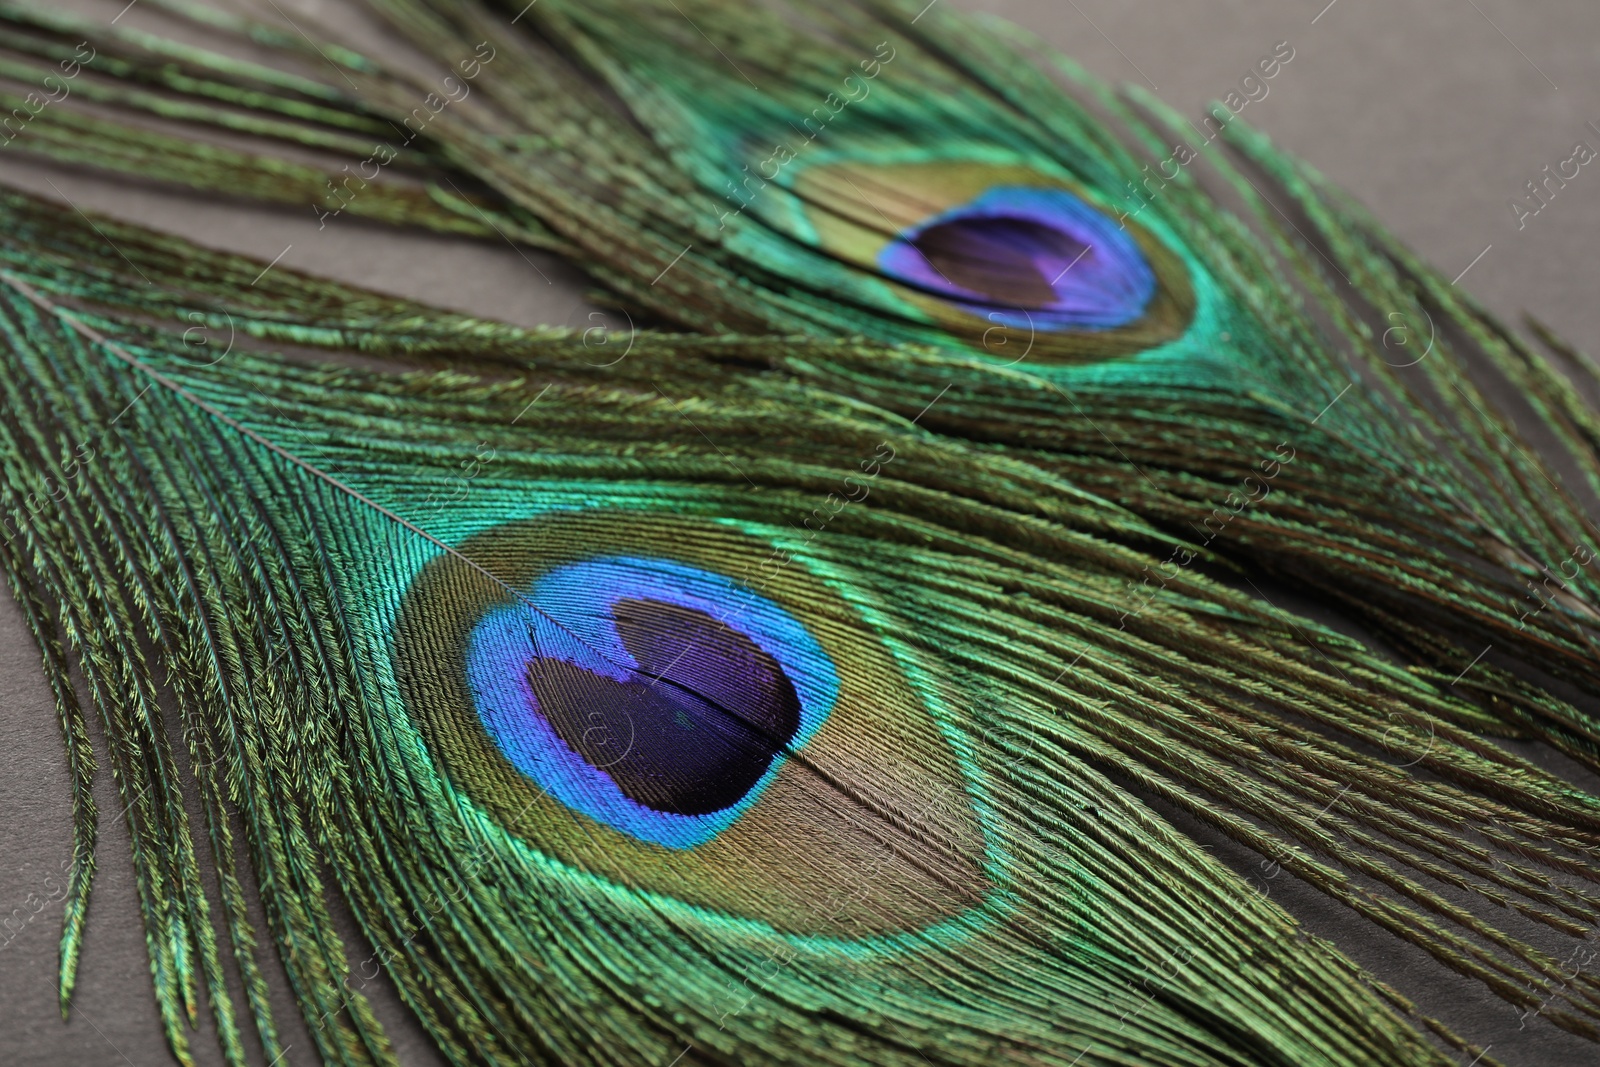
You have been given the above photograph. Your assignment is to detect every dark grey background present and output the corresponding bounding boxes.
[2,1,1599,1064]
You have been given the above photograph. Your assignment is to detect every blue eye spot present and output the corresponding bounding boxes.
[878,185,1156,331]
[464,557,840,849]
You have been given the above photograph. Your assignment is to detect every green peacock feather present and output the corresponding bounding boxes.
[4,1,1600,1065]
[2,180,1600,1066]
[6,0,1598,752]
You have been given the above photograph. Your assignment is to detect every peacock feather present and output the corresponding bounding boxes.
[1,176,1599,1066]
[7,0,1599,750]
[3,1,1600,1065]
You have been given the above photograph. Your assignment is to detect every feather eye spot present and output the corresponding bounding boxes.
[795,160,1196,360]
[466,557,839,848]
[394,513,989,934]
[881,187,1157,332]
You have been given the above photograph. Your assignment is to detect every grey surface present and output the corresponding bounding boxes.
[2,0,1600,1064]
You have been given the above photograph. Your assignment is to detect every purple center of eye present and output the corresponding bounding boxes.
[877,185,1158,332]
[910,216,1089,308]
[526,598,802,815]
